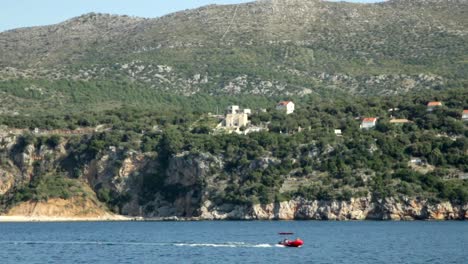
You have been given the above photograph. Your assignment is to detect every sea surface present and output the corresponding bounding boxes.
[0,221,467,264]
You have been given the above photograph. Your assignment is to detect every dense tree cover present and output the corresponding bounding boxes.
[8,175,86,204]
[0,78,279,120]
[1,88,467,207]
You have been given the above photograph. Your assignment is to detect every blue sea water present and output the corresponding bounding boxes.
[0,221,467,264]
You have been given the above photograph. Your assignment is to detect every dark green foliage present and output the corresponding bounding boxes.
[12,175,84,203]
[45,135,61,149]
[94,184,132,214]
[11,134,35,154]
[1,87,467,207]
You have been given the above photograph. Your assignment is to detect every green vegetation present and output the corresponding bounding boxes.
[2,87,461,207]
[10,175,86,204]
[0,78,278,123]
[1,89,467,209]
[95,186,132,214]
[0,1,467,117]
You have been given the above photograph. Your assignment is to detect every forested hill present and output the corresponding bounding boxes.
[0,0,467,115]
[1,87,467,220]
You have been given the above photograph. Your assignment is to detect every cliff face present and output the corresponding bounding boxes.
[199,198,468,221]
[0,134,466,220]
[196,198,467,220]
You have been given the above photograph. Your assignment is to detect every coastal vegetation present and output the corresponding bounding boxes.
[1,87,466,214]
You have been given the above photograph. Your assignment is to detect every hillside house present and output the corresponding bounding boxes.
[226,105,240,114]
[225,113,249,128]
[276,101,295,115]
[360,118,378,129]
[427,101,442,112]
[334,129,342,136]
[226,105,251,115]
[242,109,252,115]
[221,105,250,130]
[462,110,468,121]
[410,157,424,166]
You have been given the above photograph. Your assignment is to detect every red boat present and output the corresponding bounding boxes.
[278,238,304,248]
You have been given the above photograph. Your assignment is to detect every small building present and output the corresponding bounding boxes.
[242,109,252,115]
[221,105,251,129]
[459,173,468,180]
[360,118,378,129]
[410,157,423,165]
[276,101,295,115]
[389,119,412,124]
[427,101,442,112]
[226,105,240,114]
[462,110,468,121]
[334,129,342,136]
[225,113,248,128]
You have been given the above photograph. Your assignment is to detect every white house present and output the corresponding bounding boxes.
[225,113,248,128]
[222,105,250,129]
[462,110,468,121]
[226,105,240,114]
[334,129,342,136]
[410,157,423,166]
[360,118,378,129]
[276,101,295,114]
[427,101,442,112]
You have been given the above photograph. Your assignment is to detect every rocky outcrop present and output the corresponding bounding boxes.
[0,168,15,196]
[1,135,466,221]
[198,197,468,220]
[165,152,222,187]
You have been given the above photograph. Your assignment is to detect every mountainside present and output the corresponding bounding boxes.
[0,0,467,115]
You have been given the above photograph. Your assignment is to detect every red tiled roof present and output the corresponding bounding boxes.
[362,117,377,122]
[277,101,292,106]
[427,102,442,107]
[463,110,468,114]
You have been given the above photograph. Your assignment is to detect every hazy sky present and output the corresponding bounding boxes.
[0,0,385,32]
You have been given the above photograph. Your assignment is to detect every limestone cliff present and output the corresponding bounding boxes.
[0,134,466,220]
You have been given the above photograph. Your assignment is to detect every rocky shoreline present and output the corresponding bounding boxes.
[195,197,468,221]
[1,134,467,222]
[1,196,467,222]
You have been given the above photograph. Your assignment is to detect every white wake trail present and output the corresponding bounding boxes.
[0,241,277,248]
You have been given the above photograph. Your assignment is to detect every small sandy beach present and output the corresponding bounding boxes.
[0,215,136,222]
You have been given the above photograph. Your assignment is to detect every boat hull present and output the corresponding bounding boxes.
[278,239,304,248]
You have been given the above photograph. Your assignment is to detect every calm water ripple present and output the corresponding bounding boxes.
[0,221,467,264]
